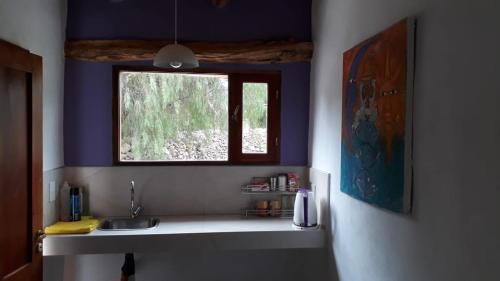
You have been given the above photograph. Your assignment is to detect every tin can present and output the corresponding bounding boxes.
[270,177,277,191]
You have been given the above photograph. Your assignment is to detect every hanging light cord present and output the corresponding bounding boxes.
[174,0,178,44]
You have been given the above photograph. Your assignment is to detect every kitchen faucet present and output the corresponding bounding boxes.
[129,180,143,219]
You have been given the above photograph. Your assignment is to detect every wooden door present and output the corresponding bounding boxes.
[0,40,43,281]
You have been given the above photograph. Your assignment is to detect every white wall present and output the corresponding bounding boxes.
[48,250,328,281]
[63,166,309,217]
[310,0,500,280]
[0,3,67,280]
[0,0,67,171]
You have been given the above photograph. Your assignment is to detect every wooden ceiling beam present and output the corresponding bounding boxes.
[65,40,313,64]
[211,0,231,8]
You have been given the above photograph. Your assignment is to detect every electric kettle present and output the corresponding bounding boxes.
[293,188,318,229]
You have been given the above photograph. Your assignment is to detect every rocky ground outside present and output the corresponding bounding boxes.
[121,128,267,161]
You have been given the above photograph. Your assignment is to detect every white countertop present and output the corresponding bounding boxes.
[43,215,325,256]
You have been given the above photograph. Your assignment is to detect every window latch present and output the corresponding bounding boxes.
[232,105,240,122]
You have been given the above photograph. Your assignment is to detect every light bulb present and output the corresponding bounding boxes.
[169,61,183,68]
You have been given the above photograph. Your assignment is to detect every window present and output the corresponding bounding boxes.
[243,82,268,154]
[113,66,281,165]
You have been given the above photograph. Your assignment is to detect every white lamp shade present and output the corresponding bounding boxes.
[153,44,199,69]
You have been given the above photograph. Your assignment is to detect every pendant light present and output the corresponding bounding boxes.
[153,0,199,69]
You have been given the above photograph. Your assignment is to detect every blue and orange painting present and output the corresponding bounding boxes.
[341,19,414,213]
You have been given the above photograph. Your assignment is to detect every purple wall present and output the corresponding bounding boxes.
[65,0,311,166]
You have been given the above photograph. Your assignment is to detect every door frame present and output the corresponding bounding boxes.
[0,40,43,281]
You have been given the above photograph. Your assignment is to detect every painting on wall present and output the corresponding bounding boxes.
[341,18,415,213]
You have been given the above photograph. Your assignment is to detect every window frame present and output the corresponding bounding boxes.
[112,65,281,166]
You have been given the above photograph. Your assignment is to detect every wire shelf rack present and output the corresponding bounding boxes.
[240,185,299,195]
[241,209,294,219]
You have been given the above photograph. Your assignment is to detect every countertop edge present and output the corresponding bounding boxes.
[43,216,326,256]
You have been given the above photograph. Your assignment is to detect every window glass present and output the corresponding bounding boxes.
[242,82,268,154]
[119,72,229,161]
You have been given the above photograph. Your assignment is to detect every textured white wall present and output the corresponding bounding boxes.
[310,0,500,280]
[0,0,67,171]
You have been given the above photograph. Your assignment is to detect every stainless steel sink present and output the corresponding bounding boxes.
[98,217,160,231]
